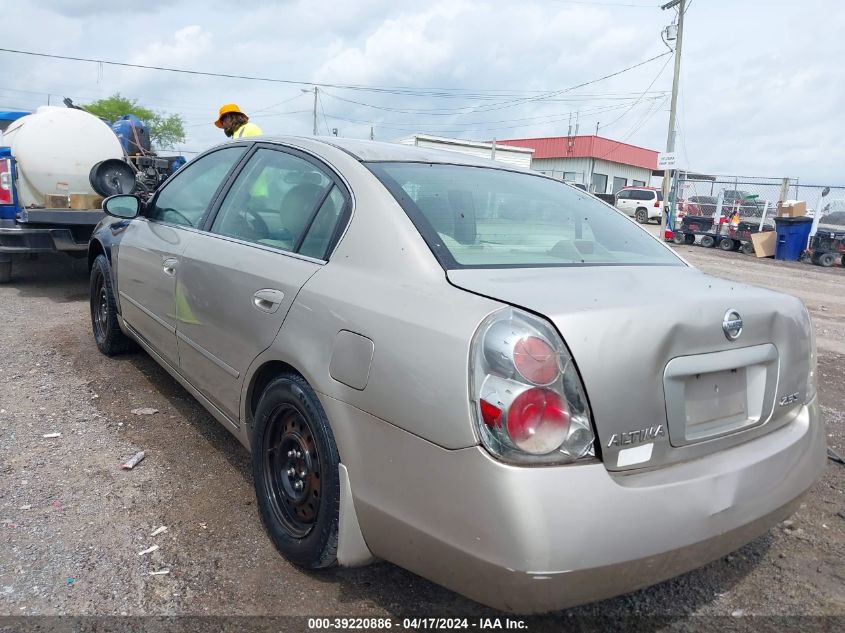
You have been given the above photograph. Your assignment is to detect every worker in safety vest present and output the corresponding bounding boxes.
[215,103,263,139]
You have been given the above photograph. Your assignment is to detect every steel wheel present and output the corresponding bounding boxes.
[93,273,109,341]
[719,238,735,251]
[89,254,136,356]
[252,373,340,568]
[700,235,716,248]
[263,404,322,538]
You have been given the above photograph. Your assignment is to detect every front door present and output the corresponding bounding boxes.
[175,146,350,422]
[116,146,247,367]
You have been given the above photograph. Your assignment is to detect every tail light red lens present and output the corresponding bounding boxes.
[471,308,595,465]
[0,159,12,205]
[654,200,660,208]
[507,388,570,454]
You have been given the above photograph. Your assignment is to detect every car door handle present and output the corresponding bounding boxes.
[253,289,285,314]
[162,257,178,276]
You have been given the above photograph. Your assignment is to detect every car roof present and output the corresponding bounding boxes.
[257,135,514,169]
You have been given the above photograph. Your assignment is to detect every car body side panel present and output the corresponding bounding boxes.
[175,233,322,422]
[114,218,194,366]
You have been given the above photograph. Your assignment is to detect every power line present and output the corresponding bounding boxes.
[0,46,671,102]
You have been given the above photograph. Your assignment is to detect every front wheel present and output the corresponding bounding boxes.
[740,241,755,255]
[635,208,648,224]
[252,373,340,569]
[89,254,137,355]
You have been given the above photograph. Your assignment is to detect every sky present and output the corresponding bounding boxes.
[2,0,844,184]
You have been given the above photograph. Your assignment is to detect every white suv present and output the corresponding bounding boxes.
[615,187,664,224]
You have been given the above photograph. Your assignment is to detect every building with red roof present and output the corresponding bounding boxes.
[496,135,658,194]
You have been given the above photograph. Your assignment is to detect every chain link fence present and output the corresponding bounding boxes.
[673,174,845,264]
[676,175,845,226]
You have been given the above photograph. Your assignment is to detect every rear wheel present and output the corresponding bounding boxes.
[719,238,735,251]
[635,208,648,224]
[740,241,755,255]
[818,252,837,267]
[672,233,685,245]
[700,235,716,248]
[684,234,696,245]
[89,254,137,355]
[253,373,339,569]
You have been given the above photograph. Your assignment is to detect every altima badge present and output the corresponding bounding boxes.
[722,309,743,341]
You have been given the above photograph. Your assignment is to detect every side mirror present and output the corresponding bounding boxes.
[103,194,140,219]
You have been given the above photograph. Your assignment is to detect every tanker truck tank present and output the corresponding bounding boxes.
[2,106,125,208]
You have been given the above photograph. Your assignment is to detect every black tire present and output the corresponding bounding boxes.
[0,260,10,284]
[818,252,836,267]
[252,373,339,569]
[700,235,716,248]
[635,208,648,224]
[684,234,696,245]
[89,254,137,355]
[740,241,755,255]
[672,233,685,245]
[719,238,735,251]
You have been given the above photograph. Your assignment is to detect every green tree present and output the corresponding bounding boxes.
[82,93,186,150]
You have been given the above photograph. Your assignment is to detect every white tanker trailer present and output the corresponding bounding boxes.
[0,105,180,283]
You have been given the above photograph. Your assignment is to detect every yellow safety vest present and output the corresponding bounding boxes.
[233,122,263,138]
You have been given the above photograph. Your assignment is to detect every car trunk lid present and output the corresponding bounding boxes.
[448,265,812,471]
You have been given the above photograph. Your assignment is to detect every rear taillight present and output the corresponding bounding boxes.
[805,307,817,404]
[0,158,12,205]
[471,308,595,464]
[654,199,660,208]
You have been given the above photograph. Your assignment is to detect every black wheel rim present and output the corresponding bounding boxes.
[92,272,109,340]
[263,404,322,538]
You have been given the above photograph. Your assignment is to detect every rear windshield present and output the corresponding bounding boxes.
[367,162,682,269]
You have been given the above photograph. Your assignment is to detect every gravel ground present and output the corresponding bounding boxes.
[0,249,843,632]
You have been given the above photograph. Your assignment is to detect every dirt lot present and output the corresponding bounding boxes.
[0,247,843,632]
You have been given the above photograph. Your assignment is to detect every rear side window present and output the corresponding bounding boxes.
[368,162,681,269]
[210,147,347,259]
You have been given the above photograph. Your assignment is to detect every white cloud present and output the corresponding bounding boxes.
[0,0,843,183]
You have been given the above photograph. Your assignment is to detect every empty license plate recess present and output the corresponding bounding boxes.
[663,344,779,446]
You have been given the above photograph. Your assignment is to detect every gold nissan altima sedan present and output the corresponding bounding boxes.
[88,137,825,613]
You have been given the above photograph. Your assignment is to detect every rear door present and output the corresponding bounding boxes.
[116,146,247,366]
[174,145,350,423]
[615,189,632,215]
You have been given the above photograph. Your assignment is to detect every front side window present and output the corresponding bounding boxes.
[149,147,246,227]
[210,148,343,257]
[369,163,682,269]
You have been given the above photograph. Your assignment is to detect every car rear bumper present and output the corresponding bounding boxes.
[324,395,826,613]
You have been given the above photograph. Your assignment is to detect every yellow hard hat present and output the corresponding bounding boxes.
[215,103,246,128]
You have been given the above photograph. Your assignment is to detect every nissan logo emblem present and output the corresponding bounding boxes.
[722,309,743,341]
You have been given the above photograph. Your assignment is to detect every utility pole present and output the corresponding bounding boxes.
[659,0,685,240]
[312,86,318,136]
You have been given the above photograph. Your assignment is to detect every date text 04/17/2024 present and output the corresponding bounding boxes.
[307,617,528,630]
